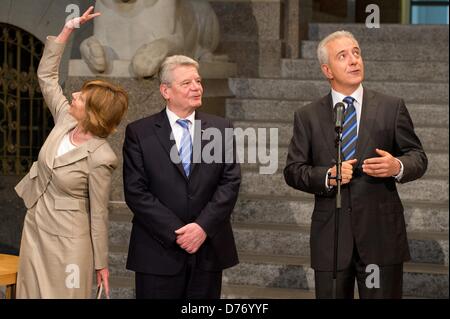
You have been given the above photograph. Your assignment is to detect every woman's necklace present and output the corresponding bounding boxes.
[70,125,92,146]
[69,125,80,146]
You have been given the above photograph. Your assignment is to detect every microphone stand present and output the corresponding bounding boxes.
[328,118,343,299]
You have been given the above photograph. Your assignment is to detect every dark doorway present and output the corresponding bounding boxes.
[0,23,53,255]
[0,23,53,176]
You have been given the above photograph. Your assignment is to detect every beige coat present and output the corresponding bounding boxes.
[15,36,117,298]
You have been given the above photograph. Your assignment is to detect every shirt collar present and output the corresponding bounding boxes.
[331,84,363,108]
[166,107,196,127]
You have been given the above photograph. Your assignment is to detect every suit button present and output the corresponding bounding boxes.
[348,207,352,213]
[188,195,194,200]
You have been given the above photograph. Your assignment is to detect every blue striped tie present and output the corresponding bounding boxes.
[176,119,192,177]
[342,96,357,160]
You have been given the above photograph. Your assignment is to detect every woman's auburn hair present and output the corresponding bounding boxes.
[80,80,128,138]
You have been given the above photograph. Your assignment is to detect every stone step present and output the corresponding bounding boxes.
[229,78,449,104]
[107,275,316,299]
[222,283,431,299]
[231,223,448,265]
[109,213,132,249]
[307,23,449,44]
[232,194,449,233]
[281,59,449,83]
[223,253,449,299]
[109,246,134,279]
[106,278,445,299]
[222,283,314,299]
[240,170,448,202]
[108,216,449,266]
[232,120,449,152]
[108,248,448,299]
[108,276,135,299]
[236,144,447,178]
[109,189,449,235]
[226,98,449,128]
[109,247,315,299]
[301,40,449,62]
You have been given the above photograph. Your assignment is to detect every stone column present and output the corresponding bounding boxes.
[284,0,300,59]
[211,0,284,77]
[298,0,313,46]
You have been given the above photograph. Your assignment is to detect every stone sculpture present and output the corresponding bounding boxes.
[80,0,226,78]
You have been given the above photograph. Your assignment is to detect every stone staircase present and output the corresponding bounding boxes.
[106,23,449,299]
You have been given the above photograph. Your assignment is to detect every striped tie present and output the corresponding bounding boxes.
[176,119,192,177]
[342,96,357,160]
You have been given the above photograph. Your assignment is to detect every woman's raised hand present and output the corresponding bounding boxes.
[56,6,100,43]
[65,6,101,30]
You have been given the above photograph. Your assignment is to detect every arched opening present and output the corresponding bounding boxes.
[0,23,54,176]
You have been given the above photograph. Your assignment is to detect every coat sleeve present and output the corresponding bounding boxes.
[284,109,335,196]
[393,99,428,183]
[37,36,70,124]
[123,124,185,248]
[88,147,118,270]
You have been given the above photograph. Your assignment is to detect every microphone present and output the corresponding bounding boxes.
[334,102,345,133]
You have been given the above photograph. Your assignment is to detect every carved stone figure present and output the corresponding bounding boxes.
[80,0,226,77]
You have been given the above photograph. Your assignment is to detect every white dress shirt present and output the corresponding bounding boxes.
[56,133,76,157]
[331,84,364,135]
[166,107,196,152]
[325,84,404,189]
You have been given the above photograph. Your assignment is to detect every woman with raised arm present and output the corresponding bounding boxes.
[14,7,128,298]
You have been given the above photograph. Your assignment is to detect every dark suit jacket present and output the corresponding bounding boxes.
[123,109,241,275]
[284,88,427,271]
